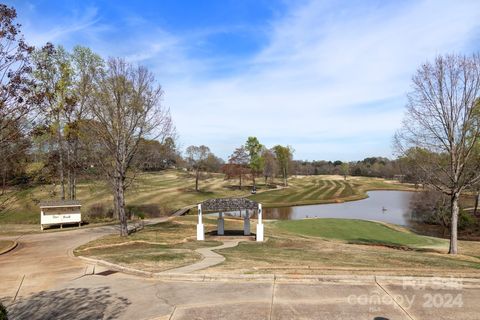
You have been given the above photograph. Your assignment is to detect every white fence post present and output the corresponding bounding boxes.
[256,203,264,241]
[218,212,224,235]
[197,204,204,240]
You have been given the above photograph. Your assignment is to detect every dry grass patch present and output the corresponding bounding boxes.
[77,242,203,273]
[73,216,238,272]
[0,240,15,253]
[73,216,480,276]
[208,220,480,276]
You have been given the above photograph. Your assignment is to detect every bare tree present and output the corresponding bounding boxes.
[134,137,179,171]
[395,54,480,254]
[473,185,480,216]
[227,146,249,188]
[262,149,277,185]
[203,153,224,173]
[185,145,211,191]
[0,5,38,212]
[32,45,104,201]
[33,44,74,200]
[273,145,293,187]
[65,46,104,200]
[0,5,35,149]
[340,163,350,180]
[89,58,173,236]
[245,136,264,189]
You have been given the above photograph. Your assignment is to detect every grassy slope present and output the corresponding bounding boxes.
[75,216,480,275]
[212,218,480,275]
[275,218,445,249]
[0,170,412,224]
[0,170,248,224]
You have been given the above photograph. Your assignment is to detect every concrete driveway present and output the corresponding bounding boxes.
[1,223,479,320]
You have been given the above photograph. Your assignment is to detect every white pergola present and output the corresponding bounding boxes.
[196,198,264,242]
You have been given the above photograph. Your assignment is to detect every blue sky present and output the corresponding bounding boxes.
[8,0,480,161]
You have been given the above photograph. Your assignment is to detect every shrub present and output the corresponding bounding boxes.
[85,203,114,222]
[410,190,478,230]
[459,210,477,230]
[126,204,164,219]
[0,302,8,320]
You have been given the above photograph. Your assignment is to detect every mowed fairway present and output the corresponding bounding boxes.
[250,175,411,207]
[0,170,412,224]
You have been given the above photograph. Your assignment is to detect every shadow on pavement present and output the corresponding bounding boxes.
[7,286,130,320]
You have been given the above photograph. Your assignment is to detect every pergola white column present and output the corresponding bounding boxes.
[40,209,44,230]
[196,204,204,240]
[256,203,264,241]
[196,198,264,241]
[243,209,250,236]
[217,212,224,235]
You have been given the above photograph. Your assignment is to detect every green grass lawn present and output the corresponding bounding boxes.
[0,170,412,224]
[275,218,446,250]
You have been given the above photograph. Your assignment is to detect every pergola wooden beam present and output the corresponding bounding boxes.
[200,198,259,211]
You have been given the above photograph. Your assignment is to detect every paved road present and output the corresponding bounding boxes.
[1,223,479,320]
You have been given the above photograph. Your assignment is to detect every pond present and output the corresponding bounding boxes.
[259,190,416,226]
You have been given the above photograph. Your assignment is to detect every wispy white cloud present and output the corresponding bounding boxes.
[22,6,106,47]
[163,0,480,160]
[14,0,480,160]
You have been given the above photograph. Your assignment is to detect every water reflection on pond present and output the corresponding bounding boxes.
[253,190,416,226]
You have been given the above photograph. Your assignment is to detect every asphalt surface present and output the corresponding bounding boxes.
[1,222,479,320]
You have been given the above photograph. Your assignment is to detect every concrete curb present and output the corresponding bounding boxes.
[0,240,17,255]
[375,275,480,286]
[77,255,275,282]
[78,255,155,278]
[274,274,376,284]
[75,255,480,285]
